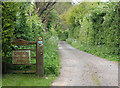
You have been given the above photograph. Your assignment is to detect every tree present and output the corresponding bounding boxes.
[35,2,56,26]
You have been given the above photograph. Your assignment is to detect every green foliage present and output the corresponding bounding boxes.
[58,30,68,41]
[46,10,59,30]
[64,2,119,60]
[65,37,74,44]
[2,2,20,62]
[15,2,44,41]
[2,2,44,62]
[2,2,60,76]
[44,35,60,76]
[66,38,119,61]
[54,2,72,15]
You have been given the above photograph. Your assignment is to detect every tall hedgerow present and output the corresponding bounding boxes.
[63,2,119,58]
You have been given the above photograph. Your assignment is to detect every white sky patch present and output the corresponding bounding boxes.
[72,0,110,2]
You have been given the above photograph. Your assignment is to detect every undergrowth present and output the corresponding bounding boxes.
[44,35,61,76]
[66,38,119,62]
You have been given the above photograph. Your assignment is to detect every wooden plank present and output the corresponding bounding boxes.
[11,64,36,65]
[36,37,44,77]
[31,56,36,58]
[28,41,36,44]
[14,49,36,51]
[8,56,36,59]
[12,39,36,45]
[10,70,36,73]
[12,39,28,45]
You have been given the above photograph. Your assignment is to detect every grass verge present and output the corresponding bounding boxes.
[0,78,1,88]
[2,74,56,87]
[66,38,119,62]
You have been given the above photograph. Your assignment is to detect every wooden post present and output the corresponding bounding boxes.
[36,37,44,76]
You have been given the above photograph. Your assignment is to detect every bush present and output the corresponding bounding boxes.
[44,36,60,76]
[58,30,68,41]
[66,38,74,44]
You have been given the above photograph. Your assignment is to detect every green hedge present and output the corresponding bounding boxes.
[63,2,119,58]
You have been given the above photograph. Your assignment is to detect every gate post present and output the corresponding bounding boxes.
[36,37,44,76]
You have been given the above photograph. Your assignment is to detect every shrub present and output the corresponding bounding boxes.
[44,36,60,76]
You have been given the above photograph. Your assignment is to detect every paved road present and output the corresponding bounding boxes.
[51,41,118,86]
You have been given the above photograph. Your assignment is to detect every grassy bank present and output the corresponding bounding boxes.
[66,38,119,62]
[0,78,1,87]
[2,74,56,87]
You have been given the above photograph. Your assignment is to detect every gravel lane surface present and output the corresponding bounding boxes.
[51,41,118,86]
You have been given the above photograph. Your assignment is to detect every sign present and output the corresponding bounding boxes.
[38,41,42,44]
[12,50,31,64]
[38,37,43,45]
[38,37,43,41]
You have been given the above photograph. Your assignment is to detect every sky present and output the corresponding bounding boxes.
[72,0,110,3]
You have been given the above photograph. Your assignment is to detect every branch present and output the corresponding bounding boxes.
[41,7,54,23]
[38,2,52,17]
[37,2,56,17]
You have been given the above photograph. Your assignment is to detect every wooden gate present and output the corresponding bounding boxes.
[8,37,44,77]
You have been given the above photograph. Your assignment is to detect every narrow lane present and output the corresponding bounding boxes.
[51,41,118,86]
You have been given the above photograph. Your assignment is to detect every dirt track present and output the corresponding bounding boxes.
[51,41,118,86]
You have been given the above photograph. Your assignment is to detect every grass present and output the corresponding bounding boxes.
[66,38,119,62]
[2,74,56,87]
[0,77,1,88]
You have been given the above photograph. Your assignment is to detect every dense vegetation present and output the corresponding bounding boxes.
[60,2,120,61]
[2,2,60,76]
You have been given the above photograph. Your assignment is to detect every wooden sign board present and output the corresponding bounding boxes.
[12,50,31,64]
